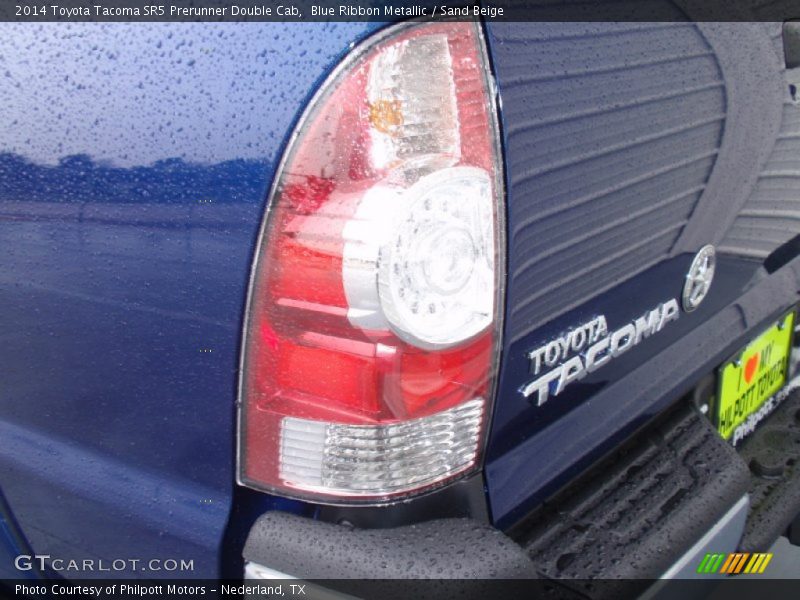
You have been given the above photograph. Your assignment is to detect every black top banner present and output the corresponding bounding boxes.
[2,0,800,22]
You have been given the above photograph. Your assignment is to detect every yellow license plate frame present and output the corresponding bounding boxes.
[716,311,795,441]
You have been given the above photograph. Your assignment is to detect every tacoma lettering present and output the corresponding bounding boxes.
[521,299,680,406]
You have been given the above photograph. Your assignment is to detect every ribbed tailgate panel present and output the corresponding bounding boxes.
[490,23,726,341]
[721,99,800,259]
[719,23,800,258]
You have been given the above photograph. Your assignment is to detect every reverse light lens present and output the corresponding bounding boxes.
[238,21,504,502]
[280,399,484,495]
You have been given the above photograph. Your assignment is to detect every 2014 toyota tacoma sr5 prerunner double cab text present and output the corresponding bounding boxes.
[1,8,800,599]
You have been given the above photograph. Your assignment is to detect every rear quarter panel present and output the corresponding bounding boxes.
[0,22,373,577]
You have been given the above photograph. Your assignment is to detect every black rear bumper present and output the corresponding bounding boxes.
[239,394,800,597]
[511,401,750,583]
[739,385,800,551]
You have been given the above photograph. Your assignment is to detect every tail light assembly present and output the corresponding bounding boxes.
[238,21,505,503]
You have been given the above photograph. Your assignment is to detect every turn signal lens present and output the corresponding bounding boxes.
[238,21,504,502]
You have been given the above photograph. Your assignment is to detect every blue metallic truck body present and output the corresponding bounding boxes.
[0,22,378,578]
[1,20,798,579]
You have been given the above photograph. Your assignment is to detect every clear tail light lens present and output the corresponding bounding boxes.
[238,21,504,502]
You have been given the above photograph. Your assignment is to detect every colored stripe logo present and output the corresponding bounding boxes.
[696,552,773,574]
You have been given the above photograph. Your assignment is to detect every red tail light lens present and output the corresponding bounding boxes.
[238,21,504,502]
